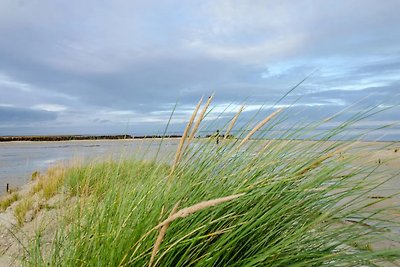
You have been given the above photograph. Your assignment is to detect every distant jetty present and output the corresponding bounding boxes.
[0,135,182,142]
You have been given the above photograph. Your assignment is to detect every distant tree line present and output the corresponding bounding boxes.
[0,135,183,142]
[0,133,240,142]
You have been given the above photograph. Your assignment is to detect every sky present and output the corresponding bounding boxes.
[0,0,399,139]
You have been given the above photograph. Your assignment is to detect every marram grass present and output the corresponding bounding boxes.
[25,99,399,266]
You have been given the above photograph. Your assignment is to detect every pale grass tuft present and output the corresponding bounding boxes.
[154,193,245,230]
[0,192,19,212]
[31,165,66,199]
[185,94,214,150]
[170,97,203,175]
[237,108,283,149]
[149,202,180,267]
[42,166,65,199]
[224,105,244,139]
[14,198,33,225]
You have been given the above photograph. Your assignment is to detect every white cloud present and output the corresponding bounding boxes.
[0,73,33,92]
[0,103,14,107]
[33,104,67,112]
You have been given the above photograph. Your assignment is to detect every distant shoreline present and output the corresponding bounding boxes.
[0,135,183,142]
[0,135,398,143]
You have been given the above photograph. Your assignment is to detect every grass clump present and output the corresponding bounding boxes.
[0,192,19,212]
[31,171,41,181]
[14,198,33,226]
[26,98,399,266]
[31,166,65,200]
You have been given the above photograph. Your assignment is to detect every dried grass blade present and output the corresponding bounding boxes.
[187,94,214,145]
[149,202,180,267]
[170,97,203,175]
[155,193,245,230]
[238,108,283,148]
[224,105,244,139]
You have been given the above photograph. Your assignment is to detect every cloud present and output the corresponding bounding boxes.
[0,106,57,124]
[0,1,399,137]
[33,104,67,112]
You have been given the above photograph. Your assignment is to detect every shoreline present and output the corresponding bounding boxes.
[1,135,399,144]
[0,135,183,142]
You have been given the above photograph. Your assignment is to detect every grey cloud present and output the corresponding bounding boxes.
[356,59,400,75]
[303,83,400,106]
[0,1,399,136]
[0,106,57,124]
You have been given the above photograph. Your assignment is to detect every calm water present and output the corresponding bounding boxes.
[0,139,179,193]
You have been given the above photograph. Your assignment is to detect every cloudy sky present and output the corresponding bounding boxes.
[0,0,399,139]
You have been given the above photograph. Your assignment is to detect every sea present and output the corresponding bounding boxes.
[0,139,179,194]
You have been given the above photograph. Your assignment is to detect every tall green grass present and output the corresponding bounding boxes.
[26,99,399,266]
